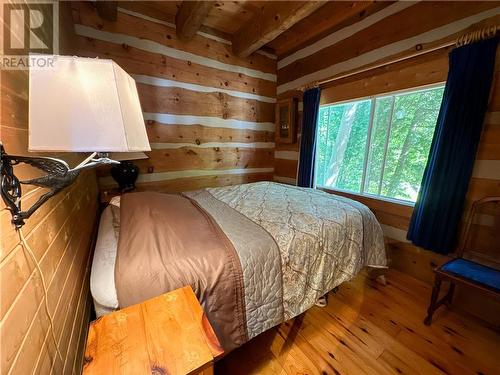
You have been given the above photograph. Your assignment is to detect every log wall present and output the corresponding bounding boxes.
[0,3,98,374]
[273,2,500,326]
[71,1,277,193]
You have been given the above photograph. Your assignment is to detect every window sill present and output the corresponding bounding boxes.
[318,186,414,218]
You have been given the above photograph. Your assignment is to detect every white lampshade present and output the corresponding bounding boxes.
[109,152,149,161]
[28,55,151,153]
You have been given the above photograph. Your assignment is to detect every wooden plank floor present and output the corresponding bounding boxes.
[216,269,500,375]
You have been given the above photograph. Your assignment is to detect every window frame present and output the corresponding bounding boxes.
[314,82,446,206]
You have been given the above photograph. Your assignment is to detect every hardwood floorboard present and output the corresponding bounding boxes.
[216,269,500,375]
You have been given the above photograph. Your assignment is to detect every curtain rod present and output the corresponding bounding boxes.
[457,24,498,47]
[300,24,499,92]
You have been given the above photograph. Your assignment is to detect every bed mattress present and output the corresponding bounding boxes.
[90,199,120,316]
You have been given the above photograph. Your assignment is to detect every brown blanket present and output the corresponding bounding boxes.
[115,192,248,351]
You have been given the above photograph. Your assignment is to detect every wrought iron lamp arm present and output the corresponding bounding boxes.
[70,152,120,171]
[0,144,119,228]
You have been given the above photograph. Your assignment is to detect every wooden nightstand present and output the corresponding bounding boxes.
[83,287,224,375]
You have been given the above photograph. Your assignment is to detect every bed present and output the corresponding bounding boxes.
[90,181,387,351]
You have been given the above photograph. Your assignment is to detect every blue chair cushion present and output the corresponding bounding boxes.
[440,258,500,291]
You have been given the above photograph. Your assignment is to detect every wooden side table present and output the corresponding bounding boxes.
[83,286,224,375]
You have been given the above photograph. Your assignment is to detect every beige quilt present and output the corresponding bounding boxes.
[204,182,387,320]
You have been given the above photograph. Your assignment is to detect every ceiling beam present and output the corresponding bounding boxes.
[176,1,214,42]
[232,1,325,58]
[267,1,379,58]
[96,1,117,22]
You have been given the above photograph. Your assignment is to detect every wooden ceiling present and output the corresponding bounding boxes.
[110,1,386,59]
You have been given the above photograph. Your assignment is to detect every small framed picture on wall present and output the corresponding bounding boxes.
[276,97,297,144]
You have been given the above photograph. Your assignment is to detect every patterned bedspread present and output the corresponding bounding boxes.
[204,182,387,320]
[183,181,386,348]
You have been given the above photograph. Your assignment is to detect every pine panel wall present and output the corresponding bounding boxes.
[70,1,277,193]
[0,2,99,374]
[273,2,500,325]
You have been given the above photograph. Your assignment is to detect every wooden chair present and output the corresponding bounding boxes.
[424,197,500,325]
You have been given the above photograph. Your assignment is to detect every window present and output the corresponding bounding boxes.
[315,85,445,203]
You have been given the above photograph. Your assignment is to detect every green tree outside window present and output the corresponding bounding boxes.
[315,85,445,203]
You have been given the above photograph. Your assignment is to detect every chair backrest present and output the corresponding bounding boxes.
[458,197,500,270]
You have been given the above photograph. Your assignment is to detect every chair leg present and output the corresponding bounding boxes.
[445,283,456,306]
[424,277,442,326]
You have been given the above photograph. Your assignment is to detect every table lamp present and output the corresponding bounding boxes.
[109,152,148,192]
[0,55,151,228]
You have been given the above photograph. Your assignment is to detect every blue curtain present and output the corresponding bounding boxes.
[297,87,321,188]
[407,37,498,254]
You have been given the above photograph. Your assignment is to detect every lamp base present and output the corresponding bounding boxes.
[110,161,139,193]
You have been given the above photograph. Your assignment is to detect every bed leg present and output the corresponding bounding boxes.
[315,294,328,307]
[376,275,387,286]
[368,268,387,286]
